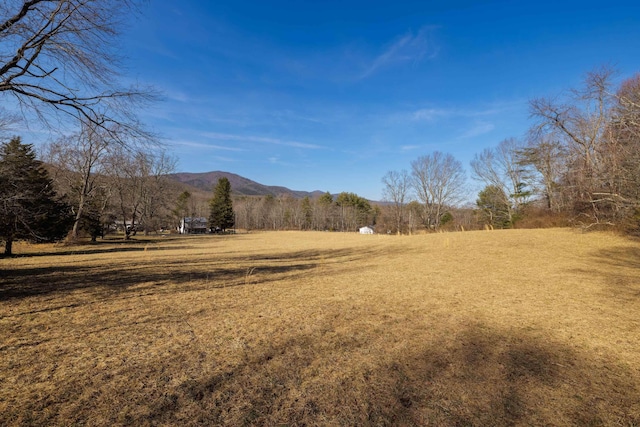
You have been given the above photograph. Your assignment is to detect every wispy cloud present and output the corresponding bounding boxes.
[173,139,247,151]
[270,109,326,124]
[408,101,524,123]
[210,155,237,163]
[162,88,189,103]
[266,155,296,167]
[360,26,439,79]
[201,132,325,149]
[460,121,495,139]
[411,108,451,122]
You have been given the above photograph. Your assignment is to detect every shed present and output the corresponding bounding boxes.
[359,226,374,235]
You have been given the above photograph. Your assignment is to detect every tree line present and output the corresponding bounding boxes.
[0,1,161,255]
[0,132,180,254]
[233,192,376,232]
[4,67,639,256]
[233,66,640,235]
[382,68,640,234]
[1,3,639,252]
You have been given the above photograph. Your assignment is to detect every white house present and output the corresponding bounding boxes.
[359,226,374,235]
[179,217,208,234]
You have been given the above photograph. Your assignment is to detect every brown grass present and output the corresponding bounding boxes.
[1,229,640,426]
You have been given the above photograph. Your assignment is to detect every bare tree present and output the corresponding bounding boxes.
[234,196,259,231]
[0,0,154,136]
[105,145,175,238]
[137,150,176,234]
[406,200,422,234]
[0,109,20,134]
[410,151,466,229]
[605,73,640,226]
[381,169,410,234]
[105,145,142,239]
[530,67,616,225]
[46,123,111,239]
[519,134,566,212]
[471,138,530,225]
[615,74,640,134]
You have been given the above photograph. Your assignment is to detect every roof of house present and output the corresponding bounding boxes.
[183,217,208,223]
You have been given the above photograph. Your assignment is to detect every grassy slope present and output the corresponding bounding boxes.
[1,229,639,426]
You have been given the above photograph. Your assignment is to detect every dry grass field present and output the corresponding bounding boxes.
[1,228,640,426]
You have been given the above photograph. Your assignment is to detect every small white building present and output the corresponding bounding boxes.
[359,226,374,235]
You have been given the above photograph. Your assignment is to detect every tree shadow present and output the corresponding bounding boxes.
[4,301,639,425]
[120,322,640,426]
[0,262,313,302]
[2,234,251,259]
[592,246,640,270]
[574,245,640,303]
[0,247,373,303]
[7,245,197,258]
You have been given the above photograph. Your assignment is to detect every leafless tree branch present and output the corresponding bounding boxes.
[0,0,156,139]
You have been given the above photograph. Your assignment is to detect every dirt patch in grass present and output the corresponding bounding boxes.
[1,229,639,425]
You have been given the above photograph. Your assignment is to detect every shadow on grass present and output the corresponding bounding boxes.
[0,247,371,303]
[577,245,640,303]
[7,245,197,259]
[594,245,640,270]
[2,233,249,259]
[130,323,640,426]
[4,300,639,425]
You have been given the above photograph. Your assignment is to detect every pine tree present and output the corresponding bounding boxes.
[0,137,72,256]
[209,177,234,232]
[476,185,512,229]
[301,196,312,230]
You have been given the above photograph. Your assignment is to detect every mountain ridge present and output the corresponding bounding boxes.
[168,171,326,199]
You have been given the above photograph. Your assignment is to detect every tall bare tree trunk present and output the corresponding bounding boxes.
[4,237,13,257]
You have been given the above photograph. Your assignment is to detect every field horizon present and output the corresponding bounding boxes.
[1,228,639,426]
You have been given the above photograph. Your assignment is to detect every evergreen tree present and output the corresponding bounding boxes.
[173,191,192,220]
[335,192,372,231]
[301,196,312,230]
[0,137,72,256]
[476,185,512,229]
[209,177,234,232]
[317,191,335,230]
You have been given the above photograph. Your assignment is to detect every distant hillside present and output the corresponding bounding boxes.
[168,171,325,199]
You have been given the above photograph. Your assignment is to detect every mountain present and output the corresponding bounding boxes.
[168,171,325,199]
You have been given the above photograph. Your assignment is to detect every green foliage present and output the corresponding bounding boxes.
[318,191,333,206]
[510,182,532,205]
[440,211,453,226]
[0,137,72,255]
[335,192,372,230]
[173,191,191,220]
[476,185,512,229]
[301,196,312,229]
[209,177,234,231]
[335,192,371,211]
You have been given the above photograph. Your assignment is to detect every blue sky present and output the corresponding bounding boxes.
[35,1,640,200]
